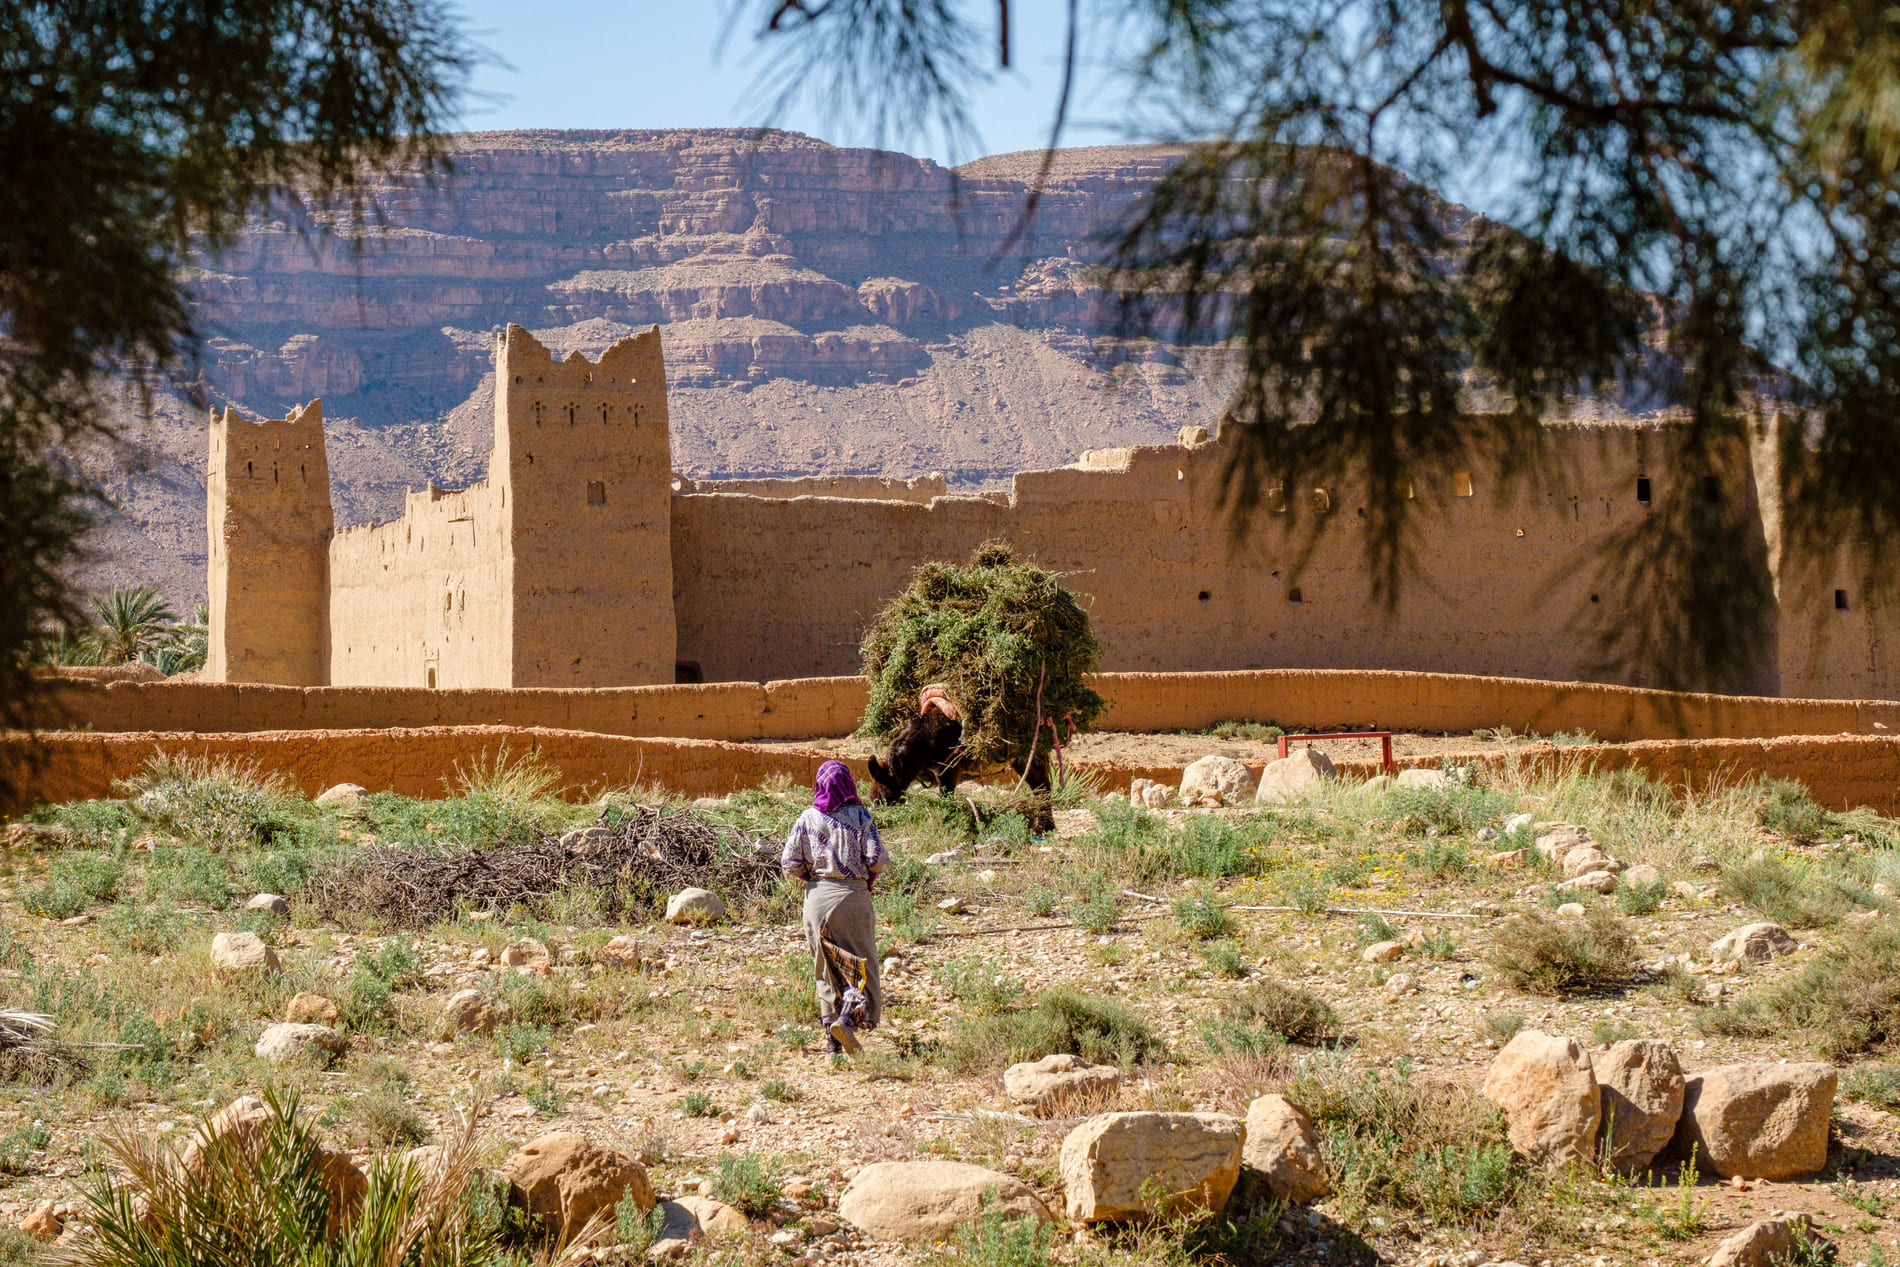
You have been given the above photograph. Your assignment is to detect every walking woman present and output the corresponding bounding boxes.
[781,760,885,1054]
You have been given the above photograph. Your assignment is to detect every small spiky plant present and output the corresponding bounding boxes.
[69,1091,510,1267]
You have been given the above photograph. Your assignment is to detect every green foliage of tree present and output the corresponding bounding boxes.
[858,540,1105,770]
[0,0,473,730]
[741,0,1900,689]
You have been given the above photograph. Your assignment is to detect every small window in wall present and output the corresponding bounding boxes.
[1837,589,1850,611]
[444,592,452,611]
[1198,590,1211,602]
[1267,481,1287,513]
[1637,476,1652,503]
[1311,487,1332,514]
[1288,587,1303,603]
[426,666,438,689]
[675,661,704,685]
[587,480,607,505]
[1454,471,1474,498]
[1703,474,1722,503]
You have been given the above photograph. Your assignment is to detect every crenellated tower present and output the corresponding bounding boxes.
[492,324,677,686]
[205,400,333,684]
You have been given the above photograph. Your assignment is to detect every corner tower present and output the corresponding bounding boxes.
[493,325,677,686]
[205,400,333,684]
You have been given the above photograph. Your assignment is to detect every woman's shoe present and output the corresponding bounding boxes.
[827,1015,862,1054]
[825,1035,843,1056]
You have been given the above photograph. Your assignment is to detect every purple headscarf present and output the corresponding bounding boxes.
[814,760,861,814]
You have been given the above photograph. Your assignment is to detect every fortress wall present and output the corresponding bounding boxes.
[8,726,1900,816]
[678,474,949,503]
[33,667,1892,744]
[206,402,333,686]
[499,325,676,686]
[671,423,1781,693]
[329,481,512,688]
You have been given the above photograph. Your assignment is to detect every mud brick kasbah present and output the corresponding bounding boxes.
[204,322,1896,700]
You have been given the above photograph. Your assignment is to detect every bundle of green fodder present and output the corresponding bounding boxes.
[857,540,1106,771]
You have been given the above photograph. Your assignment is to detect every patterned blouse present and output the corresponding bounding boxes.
[781,805,887,884]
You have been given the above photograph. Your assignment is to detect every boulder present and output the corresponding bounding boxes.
[314,782,367,810]
[1361,941,1404,963]
[1561,847,1623,878]
[1480,1031,1601,1168]
[1535,826,1595,867]
[245,893,290,918]
[645,1201,700,1261]
[255,1022,346,1065]
[1003,1054,1124,1115]
[1709,923,1798,965]
[500,1131,654,1240]
[16,1201,59,1240]
[1180,755,1257,808]
[665,888,726,924]
[1359,775,1394,794]
[1622,864,1662,890]
[1129,778,1171,810]
[1596,1040,1685,1174]
[595,935,643,967]
[1706,1216,1817,1267]
[1059,1111,1245,1223]
[210,931,279,975]
[1571,870,1619,894]
[838,1159,1050,1241]
[1241,1095,1329,1203]
[440,988,496,1037]
[183,1095,365,1215]
[403,1144,446,1175]
[1671,1063,1837,1179]
[1255,750,1335,805]
[1395,768,1450,789]
[284,992,339,1025]
[676,1195,751,1234]
[499,937,551,969]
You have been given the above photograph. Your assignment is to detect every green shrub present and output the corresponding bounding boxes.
[102,902,185,954]
[146,844,231,908]
[1484,1012,1526,1042]
[353,1088,429,1146]
[1073,882,1120,935]
[1380,785,1510,836]
[497,1023,554,1065]
[524,1076,572,1117]
[336,973,394,1032]
[1409,838,1471,879]
[1719,854,1852,928]
[1844,1061,1900,1108]
[946,1190,1055,1267]
[1202,942,1248,978]
[935,958,1026,1015]
[1171,889,1236,940]
[615,1193,666,1251]
[23,850,123,917]
[949,988,1161,1071]
[0,1125,50,1175]
[1024,886,1058,918]
[712,1151,782,1218]
[1358,912,1399,945]
[1617,875,1668,916]
[1755,778,1836,842]
[1486,907,1636,995]
[760,1079,801,1103]
[118,752,321,852]
[1205,981,1339,1050]
[679,1091,720,1118]
[1410,1144,1518,1220]
[1170,815,1256,879]
[1700,920,1900,1056]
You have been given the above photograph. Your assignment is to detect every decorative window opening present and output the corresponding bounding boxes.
[1454,471,1474,497]
[587,480,607,506]
[1703,475,1722,503]
[1198,591,1211,602]
[1288,587,1303,603]
[675,661,704,685]
[1176,469,1185,481]
[1266,482,1287,513]
[426,666,437,689]
[1637,476,1652,503]
[1311,487,1332,513]
[1837,589,1850,611]
[1590,594,1601,604]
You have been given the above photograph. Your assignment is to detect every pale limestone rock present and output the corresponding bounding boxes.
[646,1201,699,1261]
[1571,870,1619,894]
[499,937,550,969]
[1671,1063,1837,1179]
[440,988,495,1037]
[595,935,643,967]
[1556,902,1588,917]
[1596,1040,1685,1174]
[403,1145,446,1175]
[1622,863,1662,889]
[1706,1216,1816,1267]
[838,1160,1049,1241]
[1361,941,1404,963]
[255,1022,345,1065]
[665,888,726,924]
[1561,846,1622,878]
[1059,1111,1244,1223]
[501,1131,653,1240]
[314,782,367,810]
[677,1195,750,1234]
[210,931,278,975]
[1242,1095,1329,1203]
[1255,749,1335,804]
[1535,826,1595,866]
[1180,756,1257,808]
[1710,923,1798,964]
[284,992,338,1025]
[1359,774,1394,794]
[245,893,290,918]
[1395,768,1450,789]
[1384,972,1418,997]
[1129,778,1171,810]
[1480,1031,1601,1168]
[1672,880,1704,900]
[1487,849,1527,867]
[1003,1053,1124,1115]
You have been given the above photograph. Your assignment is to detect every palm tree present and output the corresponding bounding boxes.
[146,605,208,675]
[88,586,174,666]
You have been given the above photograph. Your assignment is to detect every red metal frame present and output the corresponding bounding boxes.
[1278,730,1396,775]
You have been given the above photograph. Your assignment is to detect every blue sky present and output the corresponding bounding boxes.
[449,1,1127,166]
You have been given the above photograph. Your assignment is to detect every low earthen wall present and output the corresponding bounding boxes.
[36,669,1900,745]
[5,727,1899,816]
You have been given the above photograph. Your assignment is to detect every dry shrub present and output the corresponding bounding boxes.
[1486,906,1636,995]
[1700,919,1900,1057]
[1203,981,1340,1054]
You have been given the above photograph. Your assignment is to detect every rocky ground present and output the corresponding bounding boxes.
[0,751,1896,1267]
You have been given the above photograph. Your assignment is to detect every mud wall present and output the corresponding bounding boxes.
[7,726,1900,816]
[671,424,1790,695]
[34,667,1900,744]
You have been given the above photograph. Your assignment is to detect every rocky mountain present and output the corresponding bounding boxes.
[82,130,1282,606]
